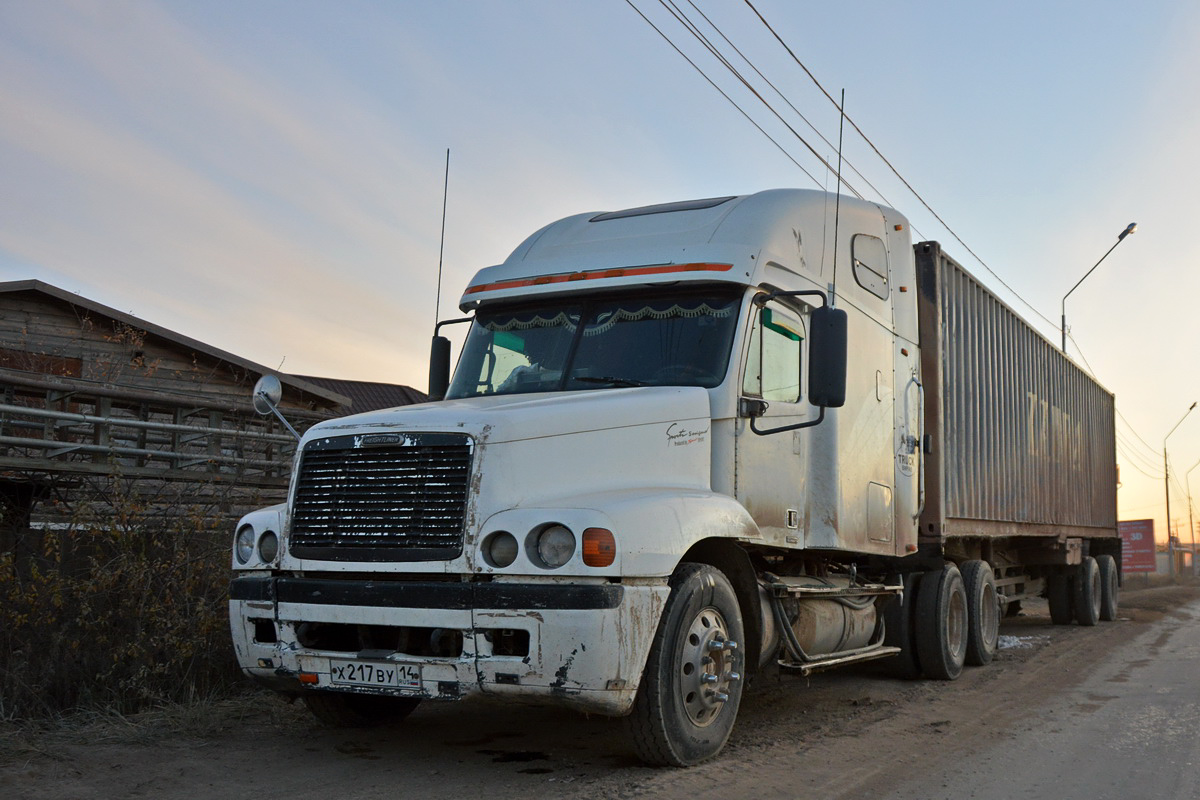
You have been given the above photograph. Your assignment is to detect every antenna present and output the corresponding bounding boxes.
[831,89,845,292]
[434,148,450,329]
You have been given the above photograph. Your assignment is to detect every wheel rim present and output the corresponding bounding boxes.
[947,588,967,659]
[980,582,999,648]
[679,605,736,727]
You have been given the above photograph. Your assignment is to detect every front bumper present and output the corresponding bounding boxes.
[229,575,669,716]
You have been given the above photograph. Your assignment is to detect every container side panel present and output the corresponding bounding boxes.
[926,244,1116,534]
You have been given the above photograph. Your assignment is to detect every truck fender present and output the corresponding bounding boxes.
[569,488,761,577]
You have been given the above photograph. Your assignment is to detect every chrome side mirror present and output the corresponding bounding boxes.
[252,374,300,441]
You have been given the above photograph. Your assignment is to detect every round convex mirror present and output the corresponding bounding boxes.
[252,374,283,416]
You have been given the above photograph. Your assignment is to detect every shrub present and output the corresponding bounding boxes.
[0,477,241,720]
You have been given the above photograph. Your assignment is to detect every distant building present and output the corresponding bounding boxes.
[0,279,424,556]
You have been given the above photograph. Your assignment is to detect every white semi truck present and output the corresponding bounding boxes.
[230,189,1120,766]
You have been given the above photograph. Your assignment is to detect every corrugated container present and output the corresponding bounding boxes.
[915,242,1118,542]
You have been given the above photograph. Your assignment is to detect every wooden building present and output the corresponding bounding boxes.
[0,279,425,554]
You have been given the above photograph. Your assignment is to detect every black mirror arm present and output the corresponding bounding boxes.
[749,406,825,436]
[435,316,474,335]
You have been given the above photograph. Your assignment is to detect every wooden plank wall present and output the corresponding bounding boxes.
[0,291,348,549]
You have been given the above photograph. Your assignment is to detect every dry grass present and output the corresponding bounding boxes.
[0,478,244,721]
[0,689,305,764]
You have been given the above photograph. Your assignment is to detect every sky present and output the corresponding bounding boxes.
[2,0,1199,543]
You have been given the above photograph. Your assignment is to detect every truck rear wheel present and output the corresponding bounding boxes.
[628,562,745,767]
[960,560,999,667]
[303,691,421,727]
[1047,573,1074,625]
[1074,556,1101,626]
[1097,554,1120,621]
[914,564,967,681]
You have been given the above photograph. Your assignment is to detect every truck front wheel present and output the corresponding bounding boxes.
[628,562,745,767]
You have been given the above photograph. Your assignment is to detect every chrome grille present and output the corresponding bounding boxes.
[289,432,473,561]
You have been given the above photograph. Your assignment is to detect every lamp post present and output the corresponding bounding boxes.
[1061,222,1137,352]
[1187,458,1200,578]
[1164,402,1197,578]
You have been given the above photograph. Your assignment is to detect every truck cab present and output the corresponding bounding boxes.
[229,190,975,766]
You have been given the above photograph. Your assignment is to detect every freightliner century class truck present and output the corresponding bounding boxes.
[230,189,1120,766]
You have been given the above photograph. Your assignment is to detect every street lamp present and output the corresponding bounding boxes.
[1164,401,1197,578]
[1061,222,1137,352]
[1187,457,1200,578]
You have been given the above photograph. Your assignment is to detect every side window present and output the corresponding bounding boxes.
[852,234,889,300]
[742,305,803,403]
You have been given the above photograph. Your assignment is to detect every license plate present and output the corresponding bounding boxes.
[329,659,421,691]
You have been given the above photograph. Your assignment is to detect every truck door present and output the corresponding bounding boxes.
[733,299,810,548]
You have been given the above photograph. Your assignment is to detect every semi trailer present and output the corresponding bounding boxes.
[229,189,1119,766]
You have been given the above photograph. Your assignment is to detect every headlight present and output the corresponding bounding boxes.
[535,524,575,569]
[258,530,279,563]
[484,531,518,568]
[235,525,255,564]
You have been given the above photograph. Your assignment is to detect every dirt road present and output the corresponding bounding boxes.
[4,585,1196,800]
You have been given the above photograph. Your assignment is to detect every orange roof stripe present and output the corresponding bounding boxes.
[464,262,734,295]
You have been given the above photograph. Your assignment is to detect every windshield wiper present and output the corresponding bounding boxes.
[573,375,647,388]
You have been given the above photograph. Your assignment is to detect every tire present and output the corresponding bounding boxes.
[960,560,999,667]
[303,691,421,727]
[914,564,967,681]
[628,563,745,767]
[1074,556,1101,627]
[1097,554,1120,622]
[1047,573,1074,625]
[882,572,922,679]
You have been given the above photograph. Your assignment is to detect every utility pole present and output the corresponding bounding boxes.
[1164,402,1197,579]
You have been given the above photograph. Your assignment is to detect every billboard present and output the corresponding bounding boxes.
[1119,519,1157,573]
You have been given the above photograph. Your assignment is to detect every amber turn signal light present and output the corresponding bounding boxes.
[582,528,616,567]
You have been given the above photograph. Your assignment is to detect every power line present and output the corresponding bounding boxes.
[622,0,824,188]
[639,0,860,196]
[673,0,898,206]
[1118,449,1165,480]
[1117,408,1162,456]
[1117,435,1164,477]
[740,0,1061,335]
[1067,333,1163,468]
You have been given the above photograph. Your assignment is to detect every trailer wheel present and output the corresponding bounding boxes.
[882,572,922,679]
[960,560,999,667]
[628,562,745,767]
[303,692,421,727]
[1097,554,1120,621]
[1047,573,1074,625]
[1074,556,1101,627]
[914,564,967,680]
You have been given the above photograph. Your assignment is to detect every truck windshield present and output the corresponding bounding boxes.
[446,289,742,398]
